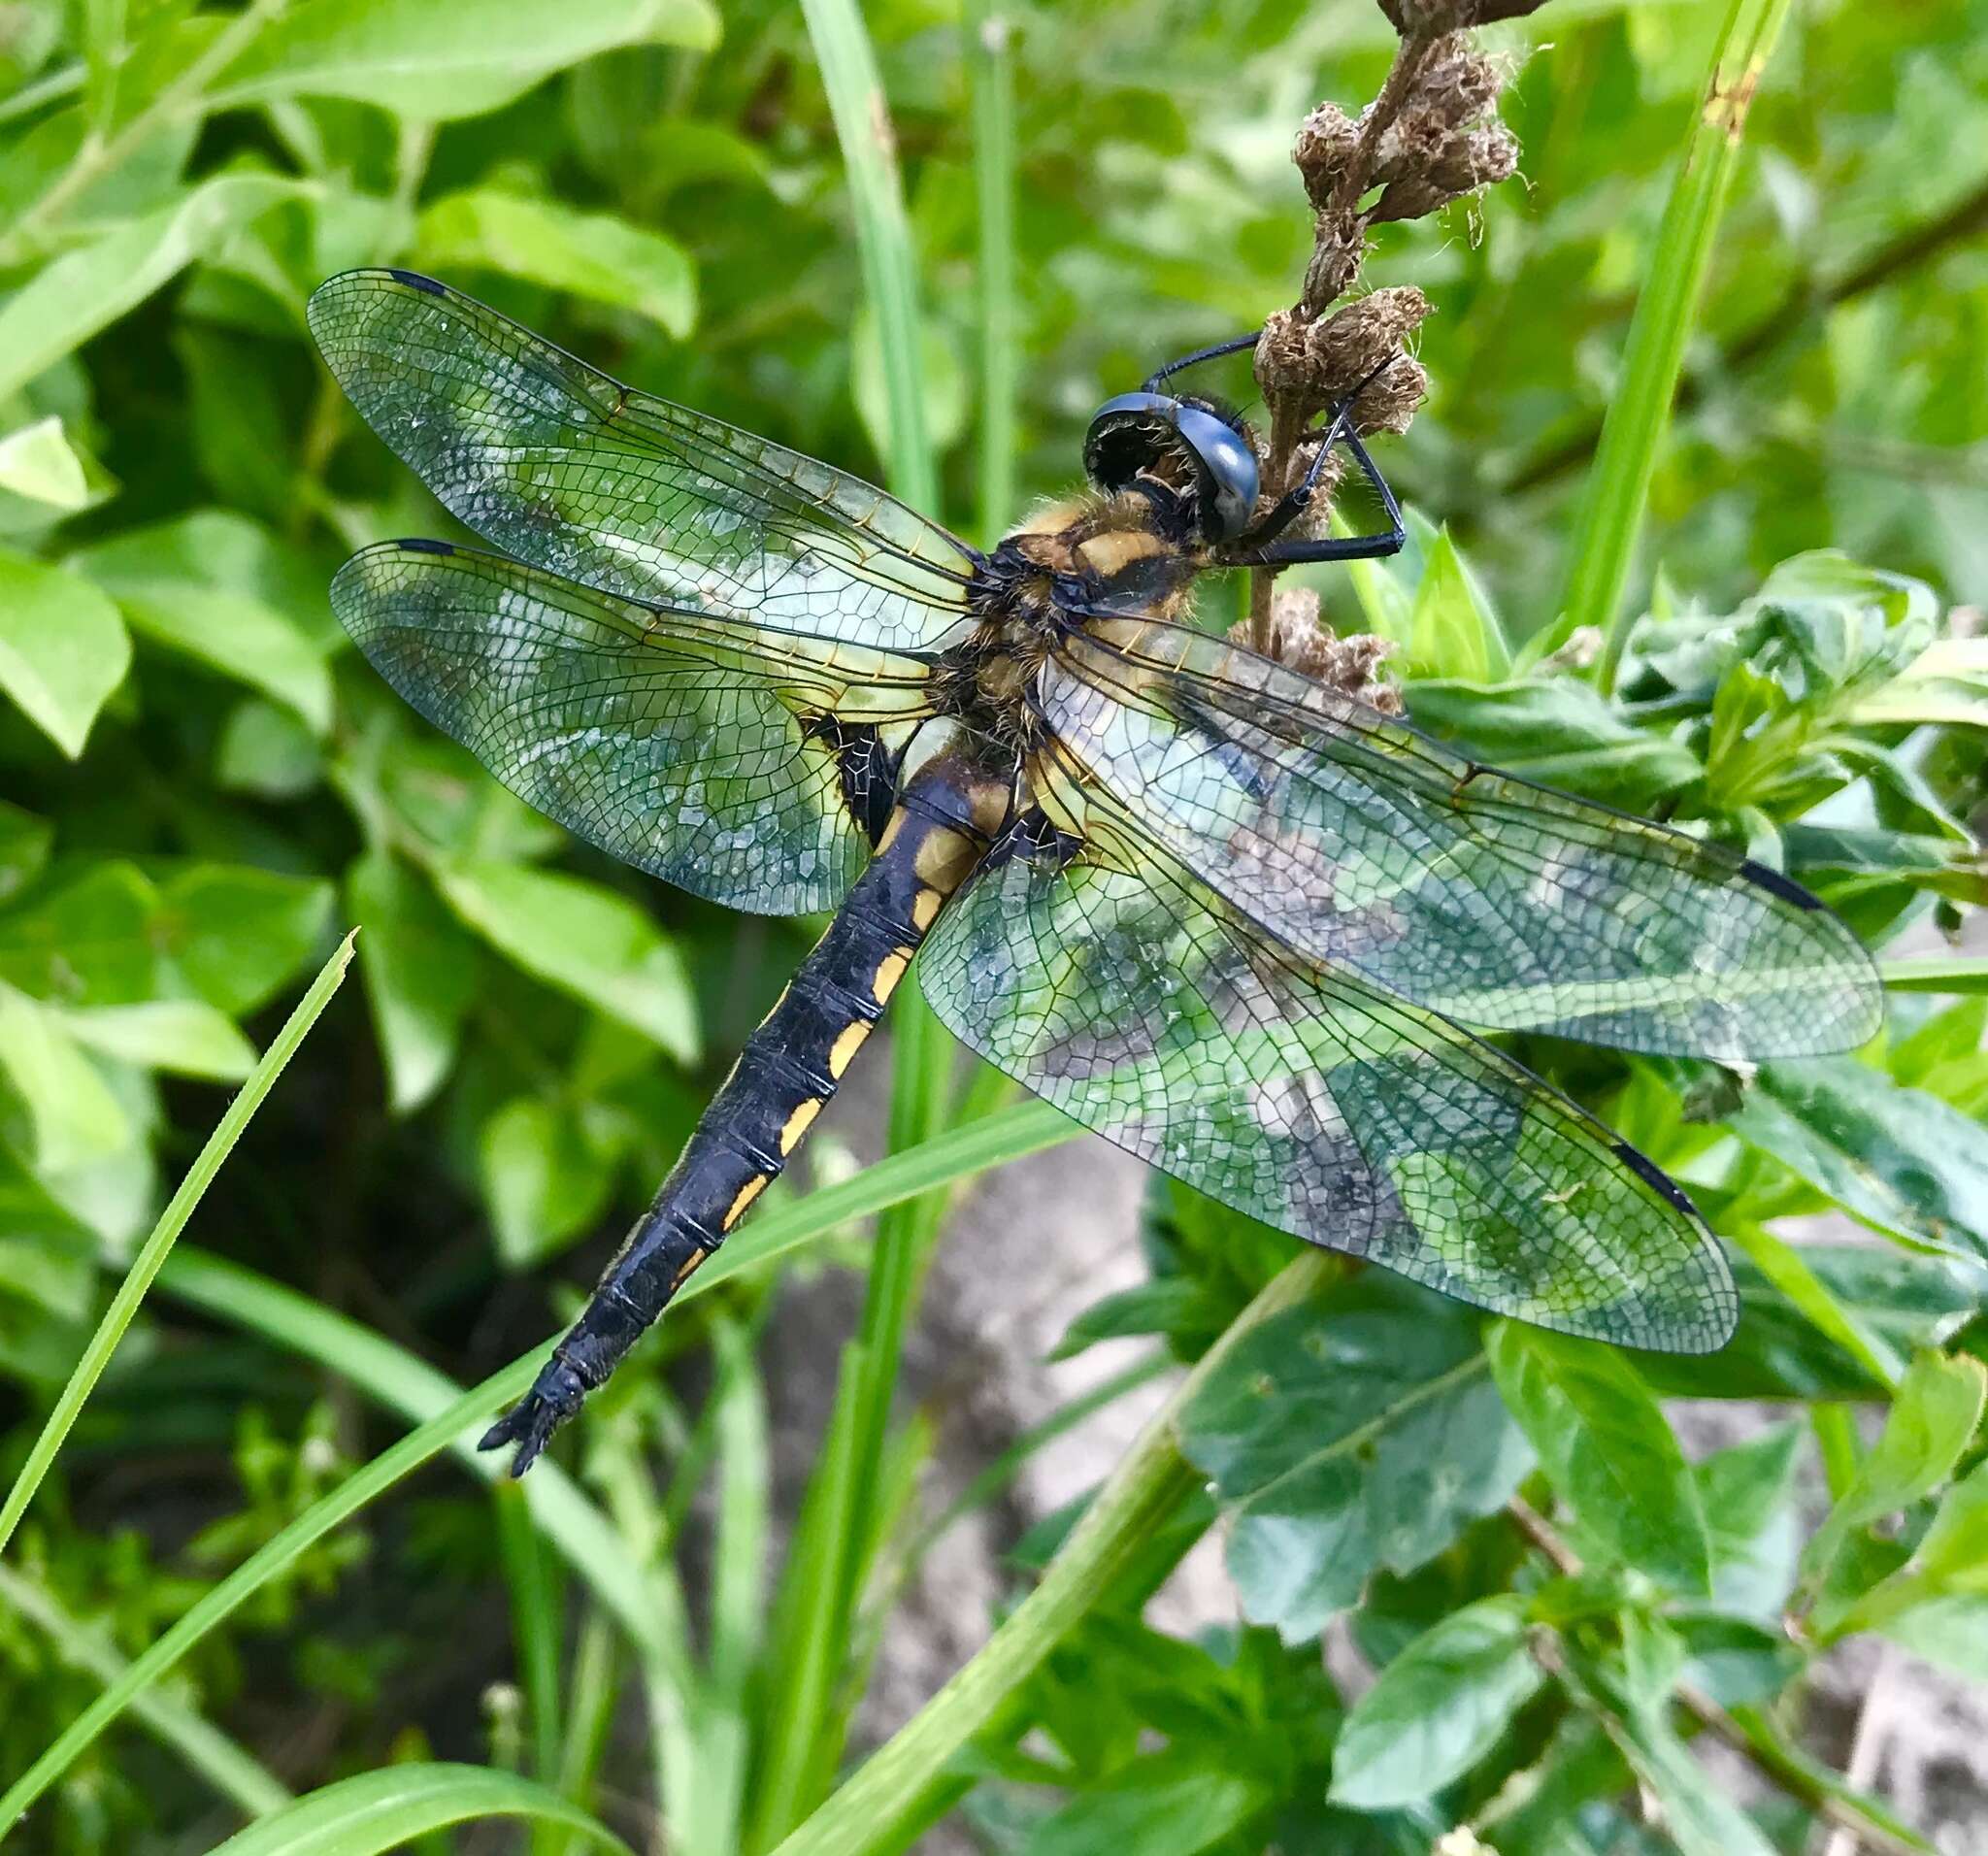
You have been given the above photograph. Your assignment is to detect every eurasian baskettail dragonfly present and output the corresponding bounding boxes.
[309,270,1883,1474]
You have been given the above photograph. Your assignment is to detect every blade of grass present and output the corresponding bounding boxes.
[758,15,964,1814]
[1882,957,1988,994]
[547,1610,620,1856]
[0,1563,290,1820]
[0,1089,1073,1832]
[199,1763,631,1856]
[0,1357,535,1830]
[1561,0,1794,692]
[771,1251,1336,1856]
[155,1247,685,1676]
[964,0,1017,545]
[799,0,933,512]
[496,1480,565,1783]
[0,930,354,1561]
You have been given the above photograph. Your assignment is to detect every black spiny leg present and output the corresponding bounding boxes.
[1227,357,1406,569]
[1142,330,1262,392]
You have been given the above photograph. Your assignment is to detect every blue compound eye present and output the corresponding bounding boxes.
[1082,392,1260,543]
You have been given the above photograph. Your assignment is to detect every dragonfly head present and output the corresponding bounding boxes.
[1082,392,1259,545]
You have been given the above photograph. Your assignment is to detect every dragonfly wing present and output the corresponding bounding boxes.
[309,269,977,654]
[920,801,1736,1352]
[334,541,933,913]
[1045,622,1881,1059]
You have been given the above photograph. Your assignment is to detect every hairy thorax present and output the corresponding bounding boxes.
[933,491,1200,759]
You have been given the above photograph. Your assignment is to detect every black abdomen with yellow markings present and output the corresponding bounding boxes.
[482,746,1010,1473]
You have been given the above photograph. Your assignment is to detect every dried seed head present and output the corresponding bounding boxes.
[1254,291,1431,428]
[1293,102,1361,208]
[1427,120,1519,194]
[1351,354,1427,435]
[1302,215,1367,311]
[1368,174,1449,224]
[1322,286,1433,382]
[1234,587,1402,712]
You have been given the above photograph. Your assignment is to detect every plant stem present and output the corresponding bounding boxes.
[965,0,1018,546]
[0,933,353,1561]
[771,1249,1337,1856]
[1496,171,1988,502]
[1506,1499,1923,1856]
[0,0,291,263]
[1563,0,1793,693]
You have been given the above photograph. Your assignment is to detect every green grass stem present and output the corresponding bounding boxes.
[772,1251,1338,1856]
[0,931,354,1562]
[1563,0,1794,691]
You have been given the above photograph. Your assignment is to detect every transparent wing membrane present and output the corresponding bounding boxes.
[921,802,1737,1352]
[1044,620,1882,1059]
[309,269,977,655]
[334,541,931,913]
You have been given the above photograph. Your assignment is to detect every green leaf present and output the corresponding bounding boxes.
[1734,1058,1988,1258]
[1486,1323,1711,1595]
[0,800,52,905]
[1834,1448,1988,1640]
[1802,1350,1984,1593]
[54,1000,257,1081]
[0,415,89,511]
[0,862,325,1014]
[417,188,697,337]
[0,547,130,756]
[207,0,719,120]
[71,519,332,731]
[0,986,132,1171]
[200,1763,632,1855]
[435,859,698,1065]
[1405,677,1702,810]
[1695,1422,1802,1619]
[1330,1595,1543,1808]
[215,697,324,799]
[161,866,335,1015]
[1403,526,1509,682]
[480,1095,613,1268]
[1608,1705,1777,1856]
[1178,1279,1532,1641]
[1021,1754,1268,1856]
[1851,637,1988,728]
[1638,1245,1976,1404]
[346,852,480,1112]
[0,175,309,403]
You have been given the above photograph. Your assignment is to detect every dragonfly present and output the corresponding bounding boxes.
[309,269,1883,1475]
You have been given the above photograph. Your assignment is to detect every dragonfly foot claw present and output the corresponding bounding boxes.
[479,1359,585,1475]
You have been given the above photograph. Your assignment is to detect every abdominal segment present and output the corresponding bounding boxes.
[480,746,1009,1474]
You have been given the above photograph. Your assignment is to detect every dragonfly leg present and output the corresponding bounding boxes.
[1141,330,1262,392]
[1229,429,1405,569]
[1234,357,1401,553]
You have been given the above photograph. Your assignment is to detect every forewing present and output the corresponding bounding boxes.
[920,807,1736,1352]
[334,541,933,913]
[1046,622,1881,1059]
[309,269,976,654]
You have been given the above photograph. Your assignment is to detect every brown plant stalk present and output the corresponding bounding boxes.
[1244,0,1541,652]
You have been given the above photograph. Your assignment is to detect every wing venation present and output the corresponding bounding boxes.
[333,541,932,913]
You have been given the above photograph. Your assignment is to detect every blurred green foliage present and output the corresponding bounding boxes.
[0,0,1985,1851]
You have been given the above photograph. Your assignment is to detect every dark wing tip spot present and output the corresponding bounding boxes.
[385,268,447,296]
[1740,857,1824,911]
[1611,1140,1703,1223]
[397,537,456,555]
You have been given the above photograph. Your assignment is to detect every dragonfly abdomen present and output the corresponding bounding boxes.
[481,746,1009,1474]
